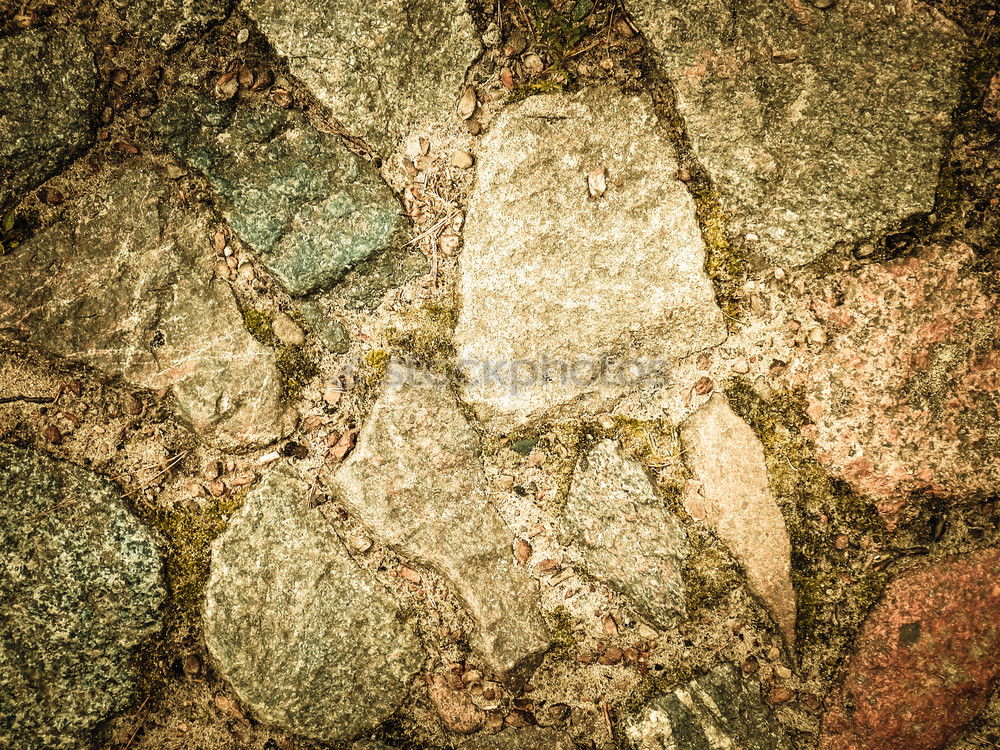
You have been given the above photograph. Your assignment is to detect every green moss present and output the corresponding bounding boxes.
[274,344,319,401]
[144,496,243,618]
[681,531,742,615]
[382,300,458,374]
[724,378,890,676]
[242,307,274,344]
[545,605,579,660]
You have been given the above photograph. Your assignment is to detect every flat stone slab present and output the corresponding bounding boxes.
[0,164,293,449]
[625,664,793,750]
[205,467,424,744]
[820,549,1000,750]
[629,0,967,266]
[243,0,481,153]
[455,87,726,426]
[330,363,550,678]
[0,445,164,750]
[787,242,1000,525]
[561,440,686,628]
[0,27,97,209]
[152,89,406,296]
[111,0,226,48]
[681,393,796,646]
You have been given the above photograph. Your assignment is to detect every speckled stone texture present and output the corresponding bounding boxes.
[820,548,1000,750]
[787,242,1000,525]
[243,0,481,153]
[152,89,407,296]
[330,363,550,678]
[0,27,97,209]
[0,445,164,750]
[561,440,687,628]
[0,164,293,449]
[205,467,424,744]
[111,0,227,48]
[460,726,578,749]
[625,664,792,750]
[681,393,796,646]
[455,87,726,426]
[629,0,967,266]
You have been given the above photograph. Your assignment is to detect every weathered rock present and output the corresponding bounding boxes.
[112,0,227,48]
[296,300,351,353]
[152,89,406,296]
[0,27,97,209]
[243,0,481,153]
[0,164,293,449]
[460,726,578,749]
[625,664,793,750]
[455,87,726,426]
[330,363,550,678]
[787,243,1000,525]
[680,393,796,645]
[335,244,430,310]
[205,467,424,743]
[820,548,1000,750]
[629,0,967,266]
[0,445,164,750]
[561,440,686,628]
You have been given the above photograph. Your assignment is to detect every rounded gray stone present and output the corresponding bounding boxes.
[0,27,97,209]
[205,467,424,743]
[0,445,165,750]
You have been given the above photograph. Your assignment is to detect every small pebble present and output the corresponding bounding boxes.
[236,28,250,44]
[271,311,305,346]
[451,150,474,169]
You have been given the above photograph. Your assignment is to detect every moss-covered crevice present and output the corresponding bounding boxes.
[381,299,459,375]
[724,378,891,680]
[241,306,319,400]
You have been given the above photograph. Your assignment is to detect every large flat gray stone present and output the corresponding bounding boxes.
[629,0,967,266]
[243,0,481,153]
[0,164,294,449]
[0,445,164,750]
[454,87,726,426]
[152,89,407,296]
[205,467,424,743]
[0,27,97,209]
[561,440,686,628]
[330,363,550,679]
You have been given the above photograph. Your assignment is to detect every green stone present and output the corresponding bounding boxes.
[151,89,407,296]
[0,445,164,750]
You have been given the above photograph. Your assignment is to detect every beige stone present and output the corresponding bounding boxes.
[680,393,796,646]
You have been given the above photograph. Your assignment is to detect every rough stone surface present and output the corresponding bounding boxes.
[296,300,351,353]
[0,164,293,449]
[152,90,406,296]
[455,87,726,425]
[331,363,550,677]
[205,467,424,743]
[625,664,793,750]
[680,393,796,645]
[460,726,578,749]
[335,244,430,310]
[112,0,227,48]
[0,445,164,750]
[788,243,1000,525]
[820,548,1000,750]
[0,27,97,209]
[561,440,686,628]
[243,0,481,153]
[630,0,967,266]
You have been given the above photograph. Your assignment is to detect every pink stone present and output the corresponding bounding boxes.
[786,243,1000,525]
[820,548,1000,750]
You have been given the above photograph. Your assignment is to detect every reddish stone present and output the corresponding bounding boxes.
[785,243,1000,524]
[820,548,1000,750]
